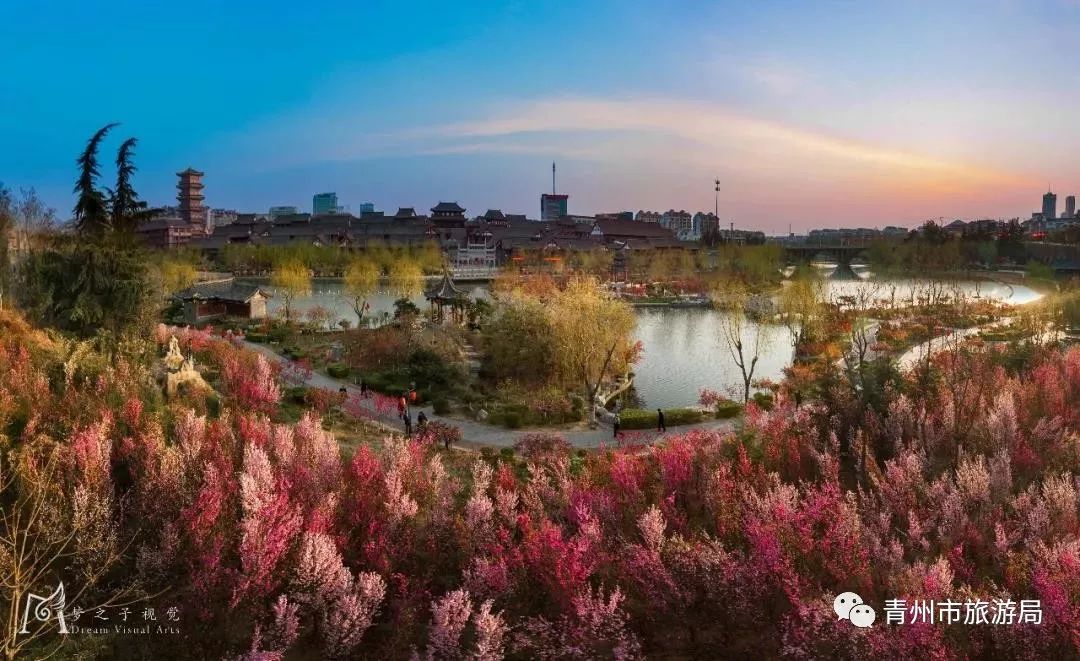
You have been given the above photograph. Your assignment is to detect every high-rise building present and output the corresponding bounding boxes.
[177,168,207,234]
[269,205,299,220]
[540,161,569,221]
[1066,195,1076,219]
[660,210,693,233]
[693,212,720,234]
[313,192,338,215]
[540,194,568,221]
[1043,190,1057,220]
[358,202,375,214]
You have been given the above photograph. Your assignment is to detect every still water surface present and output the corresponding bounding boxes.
[241,276,1041,409]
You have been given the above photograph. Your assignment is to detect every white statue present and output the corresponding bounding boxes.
[164,335,184,371]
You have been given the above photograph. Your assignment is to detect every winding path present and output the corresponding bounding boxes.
[243,341,736,449]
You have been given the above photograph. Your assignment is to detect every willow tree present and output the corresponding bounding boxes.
[388,259,423,299]
[779,269,825,350]
[548,277,636,425]
[271,259,311,322]
[344,256,379,327]
[717,284,769,403]
[159,258,198,298]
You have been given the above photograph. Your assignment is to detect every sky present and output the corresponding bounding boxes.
[2,0,1079,232]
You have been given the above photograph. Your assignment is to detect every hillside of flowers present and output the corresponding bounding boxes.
[1,309,1078,659]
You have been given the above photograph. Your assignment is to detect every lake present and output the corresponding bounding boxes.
[241,275,1041,409]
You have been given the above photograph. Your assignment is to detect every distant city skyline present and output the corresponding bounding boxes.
[2,1,1079,232]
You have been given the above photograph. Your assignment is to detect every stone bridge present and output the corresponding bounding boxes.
[782,242,872,276]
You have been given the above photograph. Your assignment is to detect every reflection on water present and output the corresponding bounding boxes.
[243,276,1042,408]
[632,308,792,409]
[239,278,490,325]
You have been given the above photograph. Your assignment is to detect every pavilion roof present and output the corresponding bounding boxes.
[425,272,467,301]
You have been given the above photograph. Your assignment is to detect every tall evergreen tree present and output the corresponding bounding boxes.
[73,122,118,235]
[110,137,148,233]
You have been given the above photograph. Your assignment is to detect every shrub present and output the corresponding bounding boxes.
[246,331,268,343]
[618,407,704,430]
[499,447,516,462]
[346,326,409,371]
[267,325,289,343]
[503,411,522,429]
[514,433,573,461]
[751,391,775,411]
[432,397,451,415]
[406,349,464,398]
[305,387,343,413]
[205,393,221,418]
[285,386,310,404]
[282,346,307,360]
[327,363,350,379]
[362,369,412,396]
[715,400,742,419]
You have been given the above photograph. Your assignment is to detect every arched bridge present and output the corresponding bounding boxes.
[781,242,871,267]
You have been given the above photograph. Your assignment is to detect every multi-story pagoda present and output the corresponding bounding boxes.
[177,167,207,234]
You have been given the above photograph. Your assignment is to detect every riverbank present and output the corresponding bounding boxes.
[244,340,736,448]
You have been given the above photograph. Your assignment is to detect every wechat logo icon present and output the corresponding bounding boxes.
[834,591,876,628]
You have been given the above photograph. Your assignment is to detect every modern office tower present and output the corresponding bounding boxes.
[269,205,299,220]
[540,161,569,220]
[313,192,338,215]
[1043,189,1057,220]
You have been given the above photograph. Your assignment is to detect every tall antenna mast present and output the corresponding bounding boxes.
[553,162,556,195]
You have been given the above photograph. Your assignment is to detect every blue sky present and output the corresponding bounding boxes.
[2,0,1079,231]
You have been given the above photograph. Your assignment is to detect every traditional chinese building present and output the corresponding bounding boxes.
[430,201,467,229]
[177,168,207,234]
[174,277,271,324]
[425,271,469,324]
[135,217,194,249]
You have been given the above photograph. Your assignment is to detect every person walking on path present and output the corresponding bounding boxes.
[417,411,428,434]
[359,379,368,398]
[403,410,413,437]
[398,393,407,419]
[613,413,621,440]
[657,408,666,432]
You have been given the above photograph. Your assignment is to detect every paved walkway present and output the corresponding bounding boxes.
[244,341,736,448]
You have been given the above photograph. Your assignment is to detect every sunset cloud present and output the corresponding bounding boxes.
[424,97,1029,192]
